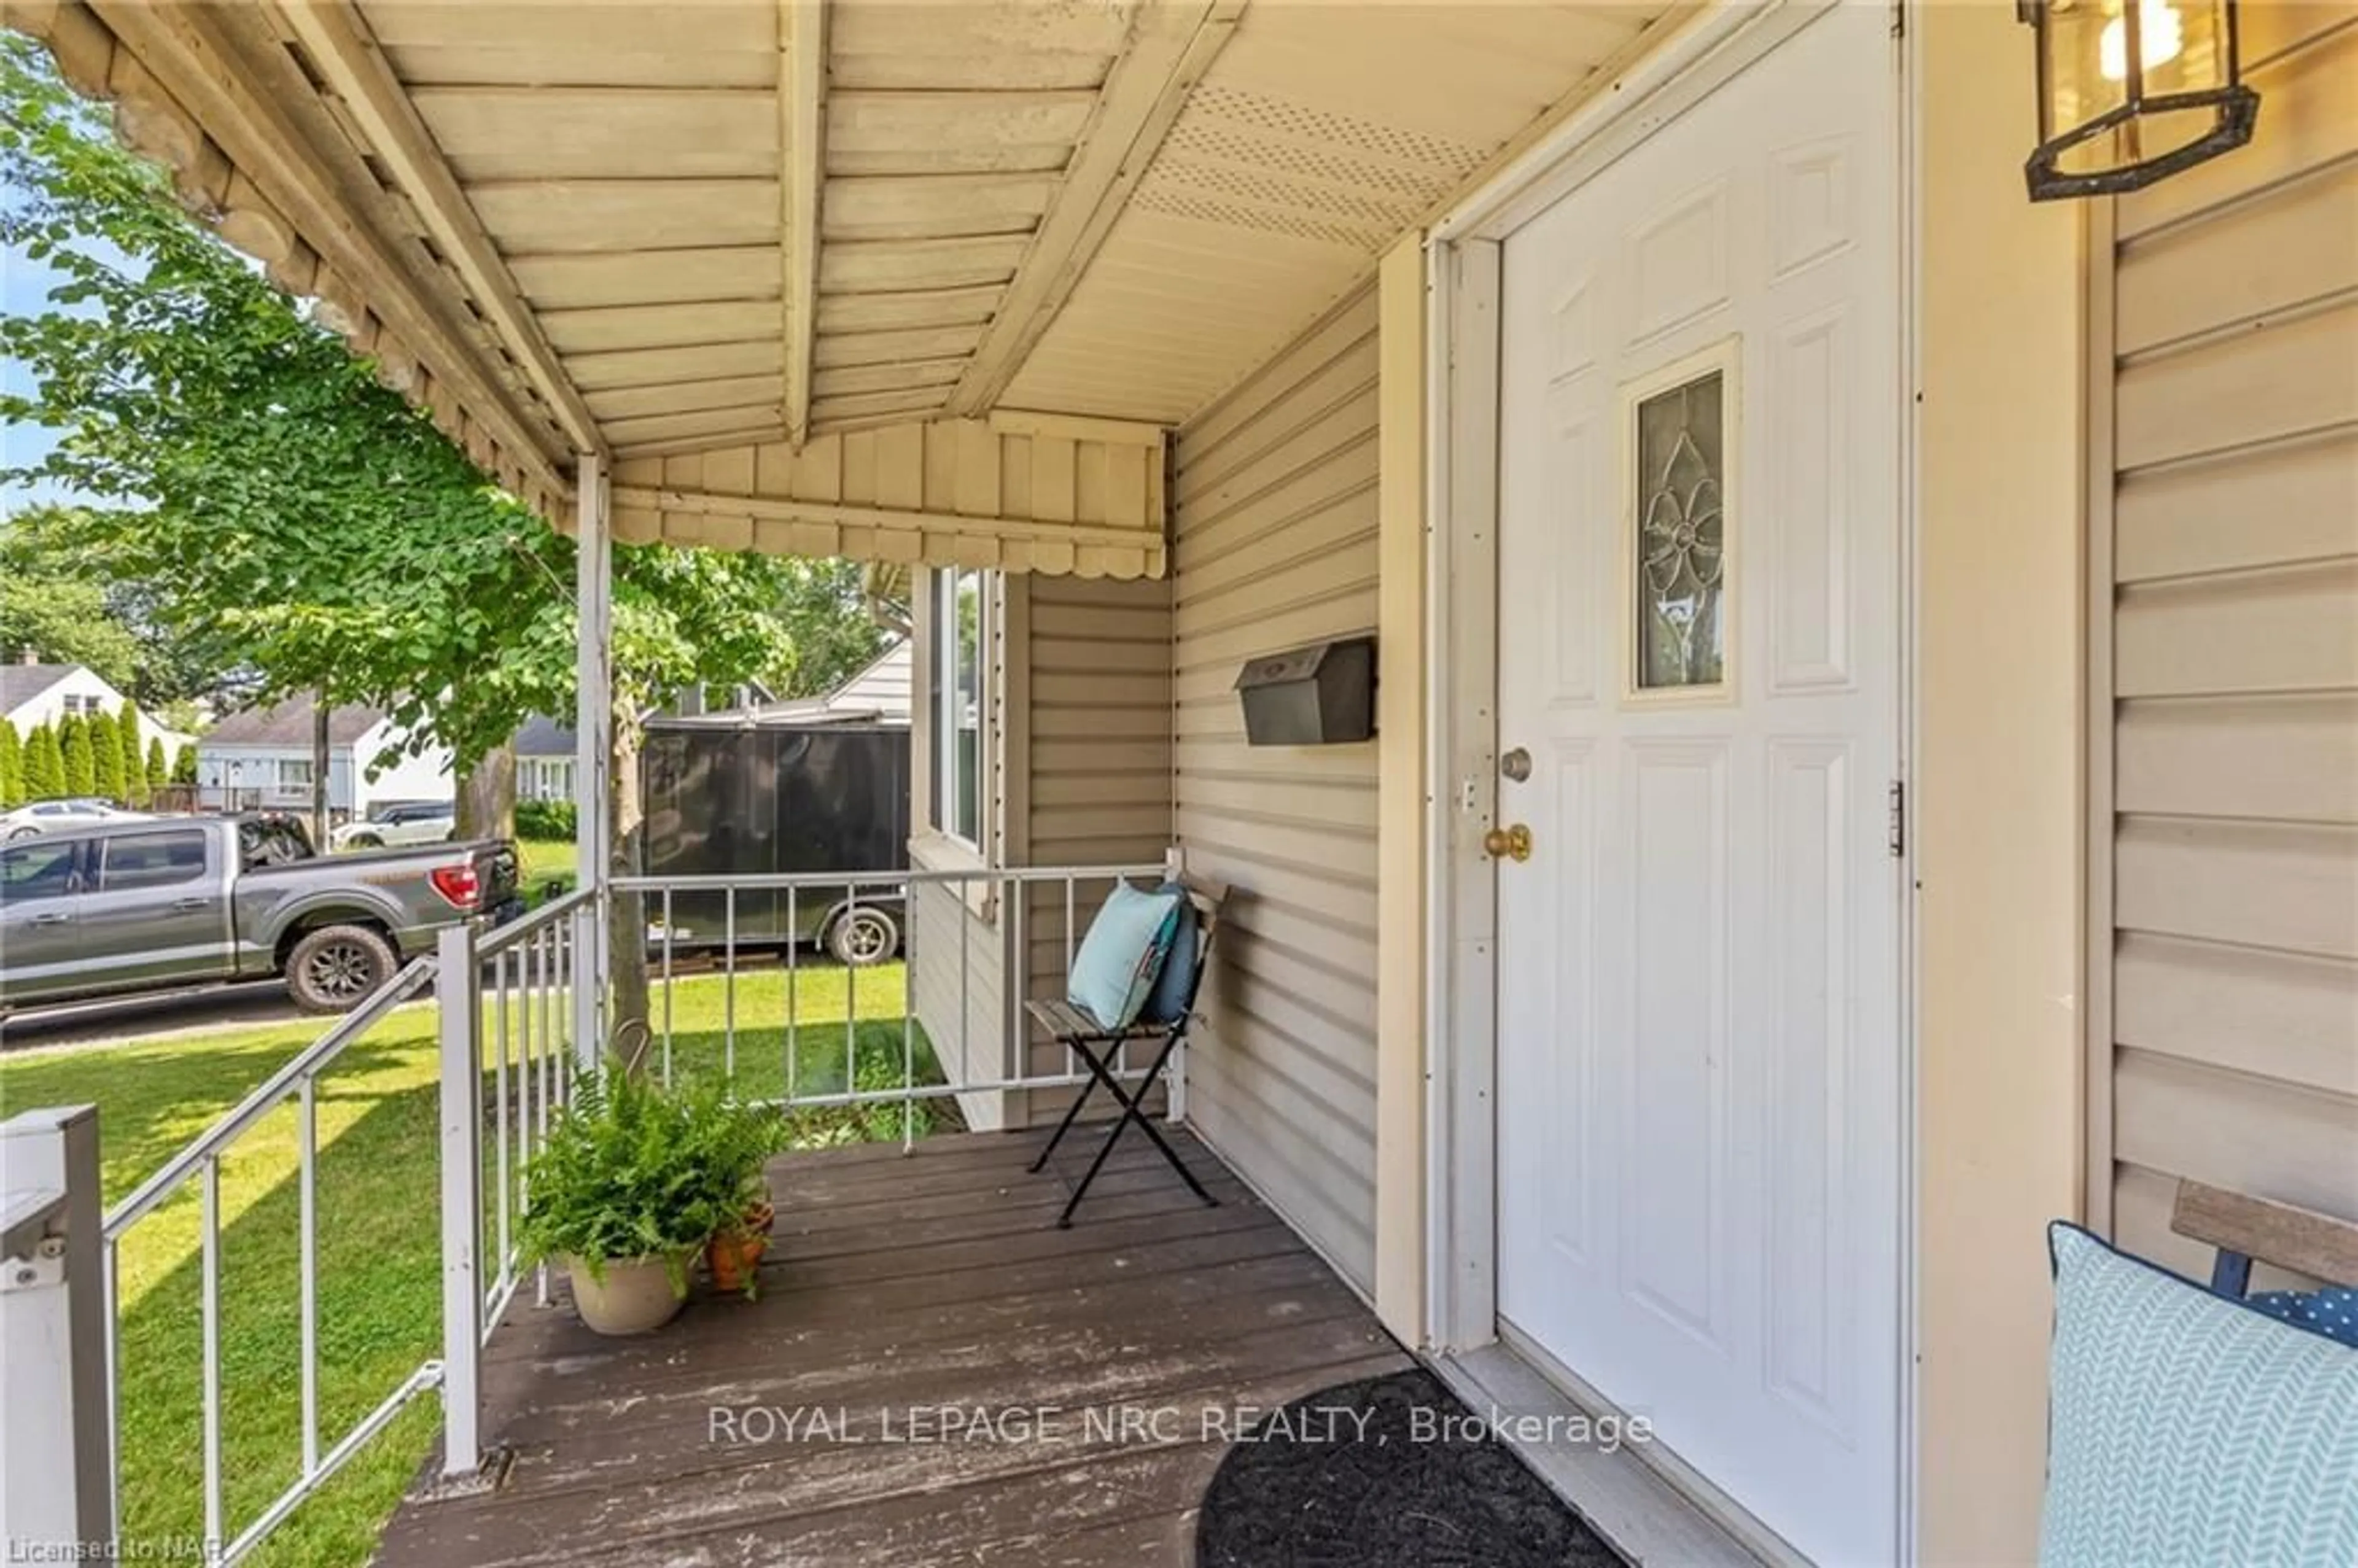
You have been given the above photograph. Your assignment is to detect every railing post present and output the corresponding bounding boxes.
[0,1105,112,1554]
[1162,847,1188,1125]
[574,450,613,1071]
[435,923,484,1477]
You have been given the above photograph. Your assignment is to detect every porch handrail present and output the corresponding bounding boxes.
[478,884,597,959]
[610,862,1167,891]
[101,959,435,1241]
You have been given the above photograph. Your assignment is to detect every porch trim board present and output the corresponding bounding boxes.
[610,416,1170,578]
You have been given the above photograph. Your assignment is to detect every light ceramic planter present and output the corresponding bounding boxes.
[566,1254,685,1335]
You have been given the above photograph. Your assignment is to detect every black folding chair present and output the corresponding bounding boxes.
[1024,874,1227,1228]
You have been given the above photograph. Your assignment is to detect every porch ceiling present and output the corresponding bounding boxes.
[11,0,1673,557]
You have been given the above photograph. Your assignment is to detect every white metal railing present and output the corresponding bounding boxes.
[432,888,595,1477]
[97,956,436,1563]
[613,860,1179,1128]
[11,857,1182,1564]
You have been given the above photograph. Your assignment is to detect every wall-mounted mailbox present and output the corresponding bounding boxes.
[1233,634,1376,746]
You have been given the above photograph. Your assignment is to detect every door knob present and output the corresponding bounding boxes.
[1483,823,1533,863]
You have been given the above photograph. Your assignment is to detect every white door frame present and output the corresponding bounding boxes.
[1420,0,1920,1551]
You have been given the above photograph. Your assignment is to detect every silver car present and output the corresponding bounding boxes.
[1,799,155,842]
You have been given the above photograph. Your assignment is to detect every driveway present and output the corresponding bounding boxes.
[0,981,308,1052]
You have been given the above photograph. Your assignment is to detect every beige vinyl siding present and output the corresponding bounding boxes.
[1016,573,1175,1117]
[2092,3,2358,1282]
[1169,285,1382,1292]
[908,875,1008,1128]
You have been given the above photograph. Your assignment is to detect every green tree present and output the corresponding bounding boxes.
[171,743,196,786]
[117,701,150,805]
[145,735,168,794]
[59,711,94,796]
[25,723,65,799]
[87,707,123,801]
[0,513,145,692]
[0,718,23,808]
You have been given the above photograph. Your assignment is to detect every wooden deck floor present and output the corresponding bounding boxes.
[376,1126,1409,1567]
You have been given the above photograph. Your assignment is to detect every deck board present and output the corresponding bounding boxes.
[377,1127,1408,1567]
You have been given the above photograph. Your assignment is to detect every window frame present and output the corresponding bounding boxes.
[96,829,212,894]
[1,837,86,904]
[929,565,994,856]
[275,756,317,791]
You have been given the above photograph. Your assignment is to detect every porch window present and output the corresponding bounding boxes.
[276,758,315,791]
[520,758,574,802]
[930,567,990,850]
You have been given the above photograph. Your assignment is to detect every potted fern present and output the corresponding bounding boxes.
[518,1071,778,1333]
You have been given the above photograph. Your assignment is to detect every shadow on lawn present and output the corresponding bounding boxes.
[106,1019,951,1567]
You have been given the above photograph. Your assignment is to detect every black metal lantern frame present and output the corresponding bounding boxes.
[2020,0,2260,201]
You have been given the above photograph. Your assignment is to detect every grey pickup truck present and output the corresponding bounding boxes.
[0,814,521,1015]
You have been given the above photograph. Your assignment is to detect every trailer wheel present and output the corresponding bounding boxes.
[286,923,397,1013]
[827,906,900,968]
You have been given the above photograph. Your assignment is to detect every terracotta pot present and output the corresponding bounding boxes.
[566,1254,685,1335]
[706,1200,775,1297]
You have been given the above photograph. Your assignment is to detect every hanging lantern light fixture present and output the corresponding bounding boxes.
[2018,0,2259,200]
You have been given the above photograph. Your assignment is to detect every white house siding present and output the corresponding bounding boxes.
[199,720,452,816]
[1169,285,1382,1293]
[4,666,192,755]
[2092,2,2358,1278]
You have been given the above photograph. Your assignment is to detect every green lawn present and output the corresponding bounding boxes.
[0,963,932,1566]
[515,837,577,906]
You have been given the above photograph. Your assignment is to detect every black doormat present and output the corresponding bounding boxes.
[1194,1368,1625,1567]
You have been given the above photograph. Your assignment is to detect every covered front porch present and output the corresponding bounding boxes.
[375,1127,1410,1568]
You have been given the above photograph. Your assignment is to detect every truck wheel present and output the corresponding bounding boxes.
[828,907,900,968]
[286,924,397,1013]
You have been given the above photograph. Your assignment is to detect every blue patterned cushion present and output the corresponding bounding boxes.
[2041,1222,2358,1568]
[1067,881,1181,1030]
[1139,881,1199,1025]
[2248,1286,2358,1348]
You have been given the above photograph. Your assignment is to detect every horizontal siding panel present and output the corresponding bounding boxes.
[2116,694,2358,821]
[1173,589,1382,673]
[2115,160,2358,355]
[1029,704,1169,740]
[2115,20,2358,241]
[1029,636,1170,673]
[2114,430,2358,583]
[1181,289,1379,459]
[2115,816,2358,958]
[1168,289,1383,1293]
[2114,561,2358,696]
[2115,300,2358,471]
[2113,1046,2358,1217]
[2115,932,2358,1096]
[1033,739,1169,775]
[1026,602,1174,644]
[1180,420,1380,558]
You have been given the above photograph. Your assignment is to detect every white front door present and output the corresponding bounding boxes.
[1493,8,1904,1565]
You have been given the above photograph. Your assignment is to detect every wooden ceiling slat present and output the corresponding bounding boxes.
[543,300,780,356]
[823,173,1055,243]
[817,235,1030,295]
[817,285,1006,335]
[813,324,987,371]
[410,87,780,180]
[827,90,1097,155]
[811,357,968,400]
[564,340,784,394]
[585,373,787,422]
[510,247,780,311]
[470,180,781,254]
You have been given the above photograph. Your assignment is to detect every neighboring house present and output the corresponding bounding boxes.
[0,660,195,756]
[510,714,577,804]
[196,697,451,818]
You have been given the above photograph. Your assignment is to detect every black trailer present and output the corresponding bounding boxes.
[638,716,910,964]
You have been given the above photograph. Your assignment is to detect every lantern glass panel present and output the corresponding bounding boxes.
[2044,0,2238,180]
